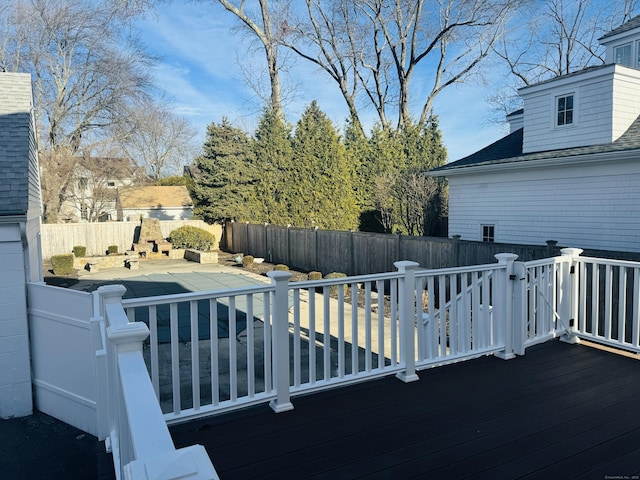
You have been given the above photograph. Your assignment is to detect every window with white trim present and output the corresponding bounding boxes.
[556,94,574,126]
[482,225,495,243]
[615,43,632,66]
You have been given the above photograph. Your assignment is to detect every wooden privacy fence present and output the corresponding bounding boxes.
[41,220,222,260]
[225,222,559,274]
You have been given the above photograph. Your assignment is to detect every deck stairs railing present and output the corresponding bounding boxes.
[94,247,640,478]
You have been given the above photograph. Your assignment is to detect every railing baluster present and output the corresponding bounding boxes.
[364,282,372,372]
[351,283,358,375]
[618,267,627,343]
[605,264,612,340]
[390,278,398,365]
[228,297,237,402]
[190,300,200,411]
[323,286,331,381]
[308,288,316,384]
[338,285,345,378]
[292,289,301,388]
[377,280,384,369]
[264,292,272,393]
[169,303,180,415]
[246,294,255,397]
[149,305,159,399]
[210,299,219,406]
[438,275,447,357]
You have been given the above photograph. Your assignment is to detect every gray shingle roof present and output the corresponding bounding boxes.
[432,115,640,174]
[599,15,640,41]
[0,73,34,215]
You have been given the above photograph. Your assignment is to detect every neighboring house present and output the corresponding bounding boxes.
[0,72,43,417]
[116,185,194,221]
[59,156,148,223]
[431,16,640,253]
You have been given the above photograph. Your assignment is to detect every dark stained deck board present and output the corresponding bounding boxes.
[170,340,640,479]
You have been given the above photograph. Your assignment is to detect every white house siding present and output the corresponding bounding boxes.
[121,207,193,222]
[0,223,32,418]
[522,68,617,153]
[448,158,640,252]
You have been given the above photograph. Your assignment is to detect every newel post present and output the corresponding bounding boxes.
[394,261,420,383]
[268,270,294,413]
[559,248,583,344]
[494,253,519,360]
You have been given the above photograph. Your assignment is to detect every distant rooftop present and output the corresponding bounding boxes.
[118,186,193,209]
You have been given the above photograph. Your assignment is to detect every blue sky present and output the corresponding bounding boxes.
[136,2,510,162]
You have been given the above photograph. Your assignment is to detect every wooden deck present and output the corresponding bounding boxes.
[170,340,640,479]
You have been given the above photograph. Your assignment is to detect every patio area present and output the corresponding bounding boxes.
[169,339,640,479]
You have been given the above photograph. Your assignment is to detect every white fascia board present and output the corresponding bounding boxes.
[429,149,640,177]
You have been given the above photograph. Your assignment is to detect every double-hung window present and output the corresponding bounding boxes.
[557,94,574,126]
[615,43,632,66]
[482,225,495,243]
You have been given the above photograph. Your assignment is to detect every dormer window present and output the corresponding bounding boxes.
[556,94,574,126]
[615,43,633,66]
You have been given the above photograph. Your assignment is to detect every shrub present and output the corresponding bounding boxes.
[169,226,216,251]
[324,272,349,296]
[308,271,323,281]
[107,245,118,255]
[72,246,86,258]
[242,255,254,267]
[274,264,289,271]
[51,254,74,275]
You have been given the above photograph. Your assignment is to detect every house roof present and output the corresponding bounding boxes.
[599,14,640,41]
[118,186,193,209]
[431,114,640,175]
[0,73,34,215]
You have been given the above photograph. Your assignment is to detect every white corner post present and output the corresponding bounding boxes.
[494,253,519,360]
[268,270,294,413]
[394,261,420,383]
[99,285,219,480]
[559,248,583,345]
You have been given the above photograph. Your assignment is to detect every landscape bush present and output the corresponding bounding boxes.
[107,245,118,254]
[169,226,216,251]
[242,255,254,267]
[274,264,289,271]
[324,272,349,296]
[308,271,323,281]
[51,254,74,275]
[72,246,86,258]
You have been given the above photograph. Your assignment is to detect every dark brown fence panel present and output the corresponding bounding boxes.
[316,230,353,275]
[352,232,400,274]
[400,236,455,269]
[456,240,549,267]
[230,222,249,254]
[288,228,317,272]
[265,225,289,264]
[247,224,267,258]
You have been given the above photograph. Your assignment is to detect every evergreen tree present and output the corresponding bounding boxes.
[292,102,359,230]
[253,108,294,225]
[191,118,257,223]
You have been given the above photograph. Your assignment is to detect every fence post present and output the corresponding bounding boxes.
[494,253,519,360]
[559,248,583,344]
[394,260,420,383]
[268,270,294,413]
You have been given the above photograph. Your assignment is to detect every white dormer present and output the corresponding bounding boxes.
[600,16,640,66]
[517,16,640,154]
[506,109,523,133]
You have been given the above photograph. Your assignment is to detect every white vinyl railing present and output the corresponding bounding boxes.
[573,255,640,353]
[97,285,218,480]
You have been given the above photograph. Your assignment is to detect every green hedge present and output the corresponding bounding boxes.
[107,245,118,254]
[72,246,86,258]
[169,226,216,251]
[51,254,74,275]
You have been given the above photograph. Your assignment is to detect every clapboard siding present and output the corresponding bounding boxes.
[40,220,222,260]
[522,68,616,152]
[448,159,640,252]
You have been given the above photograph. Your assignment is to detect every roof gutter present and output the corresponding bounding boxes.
[428,148,640,177]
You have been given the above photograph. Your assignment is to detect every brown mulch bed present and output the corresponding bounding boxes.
[217,251,309,282]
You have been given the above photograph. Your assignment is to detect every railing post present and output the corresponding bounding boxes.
[394,261,420,383]
[268,270,294,413]
[494,253,519,360]
[559,248,583,344]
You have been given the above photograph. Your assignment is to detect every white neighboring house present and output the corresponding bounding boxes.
[431,16,640,254]
[116,185,194,222]
[0,72,43,417]
[59,156,146,223]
